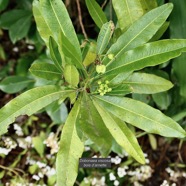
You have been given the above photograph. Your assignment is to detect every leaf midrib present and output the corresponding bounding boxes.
[63,42,82,68]
[31,69,61,75]
[64,104,80,185]
[106,45,181,74]
[122,81,171,86]
[0,80,34,87]
[0,89,73,124]
[93,100,143,161]
[98,25,111,54]
[105,5,170,67]
[94,96,181,133]
[89,0,105,27]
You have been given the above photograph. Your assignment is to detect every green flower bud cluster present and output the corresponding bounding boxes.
[97,80,112,96]
[96,64,106,74]
[107,53,115,60]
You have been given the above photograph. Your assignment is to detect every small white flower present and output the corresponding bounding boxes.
[160,180,169,186]
[38,172,44,178]
[117,167,127,177]
[134,181,143,186]
[46,167,56,176]
[17,136,32,149]
[128,165,153,182]
[111,156,121,165]
[100,176,105,184]
[114,180,119,186]
[84,177,90,184]
[85,146,90,151]
[165,167,183,182]
[144,153,148,158]
[109,172,116,181]
[27,45,34,50]
[0,147,11,155]
[3,137,17,149]
[183,172,186,177]
[14,123,23,136]
[13,47,19,52]
[36,161,46,168]
[145,158,150,164]
[91,177,97,185]
[44,133,59,154]
[32,174,40,181]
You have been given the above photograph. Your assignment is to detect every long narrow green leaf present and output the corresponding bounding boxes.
[0,76,34,94]
[93,95,186,138]
[112,0,144,32]
[122,72,173,94]
[103,40,186,77]
[64,64,79,87]
[140,0,158,12]
[107,84,132,96]
[0,86,73,135]
[78,93,112,156]
[33,0,53,46]
[29,61,62,80]
[9,14,32,43]
[152,92,171,110]
[97,21,114,55]
[49,37,63,72]
[33,0,81,56]
[56,100,84,186]
[170,0,186,99]
[60,32,84,71]
[83,42,97,67]
[0,9,31,29]
[85,0,107,28]
[93,99,145,164]
[102,3,173,65]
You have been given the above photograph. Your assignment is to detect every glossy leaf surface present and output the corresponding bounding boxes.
[0,86,73,135]
[33,0,81,56]
[64,64,79,87]
[56,100,84,186]
[102,3,173,65]
[9,14,32,43]
[0,76,34,94]
[103,40,186,77]
[85,0,107,28]
[33,0,53,46]
[170,0,186,99]
[112,0,144,32]
[83,42,97,67]
[94,96,186,138]
[60,32,83,70]
[97,21,114,55]
[30,61,61,80]
[49,37,63,72]
[78,93,112,156]
[123,72,173,94]
[93,99,145,164]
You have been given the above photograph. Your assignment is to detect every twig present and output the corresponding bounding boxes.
[65,0,70,7]
[110,0,113,20]
[101,0,108,8]
[76,0,88,39]
[0,165,22,176]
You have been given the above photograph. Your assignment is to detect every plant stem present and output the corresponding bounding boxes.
[76,0,88,40]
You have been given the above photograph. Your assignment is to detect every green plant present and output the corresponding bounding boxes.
[1,0,186,185]
[0,0,33,43]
